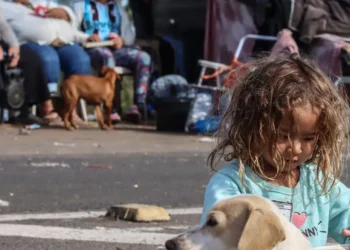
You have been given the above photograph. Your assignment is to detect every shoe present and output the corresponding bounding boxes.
[10,113,49,126]
[110,112,121,124]
[123,105,141,124]
[43,111,62,123]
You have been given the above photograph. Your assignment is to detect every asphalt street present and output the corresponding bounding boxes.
[0,125,349,250]
[0,125,213,250]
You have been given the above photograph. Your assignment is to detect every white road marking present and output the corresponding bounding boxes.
[0,207,202,222]
[0,223,176,245]
[29,162,70,168]
[198,137,215,143]
[167,207,202,215]
[0,211,104,222]
[127,225,191,232]
[0,199,9,207]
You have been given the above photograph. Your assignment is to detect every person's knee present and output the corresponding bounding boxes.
[23,45,60,83]
[59,45,92,75]
[88,48,114,71]
[38,50,60,68]
[75,52,91,74]
[40,52,60,82]
[139,51,151,66]
[24,44,60,66]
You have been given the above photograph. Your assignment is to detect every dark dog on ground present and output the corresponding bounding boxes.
[60,67,120,130]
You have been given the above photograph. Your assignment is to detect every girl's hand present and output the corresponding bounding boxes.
[271,29,299,55]
[87,34,101,42]
[109,33,123,49]
[342,229,350,237]
[8,46,20,68]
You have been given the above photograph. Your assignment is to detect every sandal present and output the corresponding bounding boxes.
[72,113,84,123]
[43,111,62,123]
[110,112,121,124]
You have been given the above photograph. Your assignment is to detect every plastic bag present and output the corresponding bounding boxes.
[185,89,231,133]
[150,74,188,100]
[185,91,214,133]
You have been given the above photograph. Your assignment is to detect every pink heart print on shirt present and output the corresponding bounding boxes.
[292,212,307,228]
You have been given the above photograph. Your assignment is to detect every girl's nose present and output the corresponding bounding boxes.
[290,139,302,154]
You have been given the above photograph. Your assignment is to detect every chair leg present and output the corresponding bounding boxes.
[198,67,207,86]
[143,102,148,124]
[31,105,37,116]
[113,76,123,115]
[79,99,88,122]
[0,107,3,124]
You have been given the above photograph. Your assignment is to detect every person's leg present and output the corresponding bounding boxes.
[113,47,151,107]
[12,45,52,125]
[56,43,91,77]
[21,42,60,84]
[21,43,63,122]
[113,47,151,123]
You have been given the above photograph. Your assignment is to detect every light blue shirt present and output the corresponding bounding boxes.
[81,0,121,41]
[94,2,112,41]
[201,160,350,247]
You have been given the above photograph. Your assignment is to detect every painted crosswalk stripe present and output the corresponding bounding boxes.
[0,223,177,245]
[0,207,202,222]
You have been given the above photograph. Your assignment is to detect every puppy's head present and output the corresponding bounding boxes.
[165,195,288,250]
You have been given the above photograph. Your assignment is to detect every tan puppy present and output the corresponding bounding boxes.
[165,195,311,250]
[60,67,119,130]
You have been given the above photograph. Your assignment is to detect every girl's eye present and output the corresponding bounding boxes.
[303,136,317,142]
[278,134,289,140]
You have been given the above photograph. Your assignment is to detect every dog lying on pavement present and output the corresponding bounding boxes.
[60,67,120,130]
[165,195,311,250]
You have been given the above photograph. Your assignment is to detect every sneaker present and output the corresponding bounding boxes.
[10,113,49,126]
[110,112,121,124]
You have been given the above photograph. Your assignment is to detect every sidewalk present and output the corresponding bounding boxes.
[0,123,214,156]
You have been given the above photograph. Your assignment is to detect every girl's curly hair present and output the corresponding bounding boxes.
[208,53,350,194]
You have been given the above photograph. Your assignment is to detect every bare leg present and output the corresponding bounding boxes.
[40,99,62,122]
[40,99,54,115]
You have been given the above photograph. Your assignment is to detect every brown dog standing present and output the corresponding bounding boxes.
[60,67,120,130]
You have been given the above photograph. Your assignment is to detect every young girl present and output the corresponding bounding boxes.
[201,53,350,248]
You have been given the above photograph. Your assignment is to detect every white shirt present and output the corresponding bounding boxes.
[0,0,88,45]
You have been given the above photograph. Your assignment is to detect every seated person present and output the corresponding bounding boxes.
[72,0,152,124]
[0,0,92,122]
[0,10,53,125]
[250,0,350,58]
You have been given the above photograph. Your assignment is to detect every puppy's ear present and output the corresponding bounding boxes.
[238,209,286,250]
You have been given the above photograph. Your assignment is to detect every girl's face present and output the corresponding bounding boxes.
[262,103,320,172]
